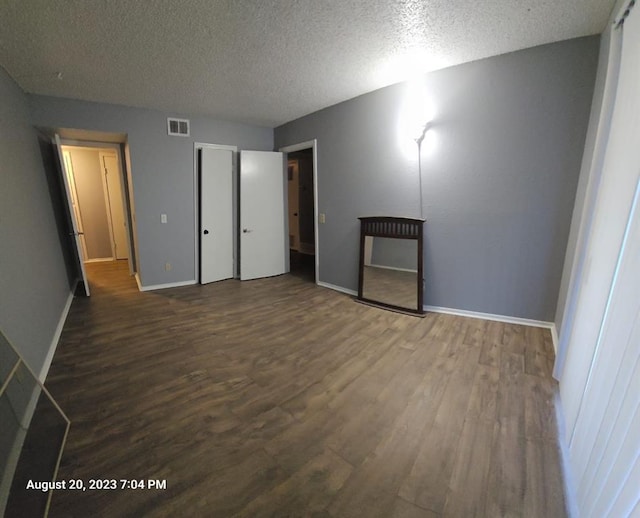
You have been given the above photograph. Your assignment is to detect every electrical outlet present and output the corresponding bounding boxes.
[161,214,167,224]
[165,263,172,271]
[319,213,326,224]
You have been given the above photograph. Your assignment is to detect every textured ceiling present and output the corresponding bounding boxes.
[0,0,616,127]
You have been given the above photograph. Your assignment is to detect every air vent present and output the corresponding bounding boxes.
[167,117,190,137]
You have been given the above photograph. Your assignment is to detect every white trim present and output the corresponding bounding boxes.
[84,257,114,263]
[137,279,197,292]
[423,304,554,329]
[135,272,143,291]
[193,142,239,284]
[550,324,559,355]
[369,263,418,274]
[317,280,556,331]
[38,284,76,383]
[318,281,357,296]
[554,393,580,518]
[59,139,122,150]
[279,140,319,285]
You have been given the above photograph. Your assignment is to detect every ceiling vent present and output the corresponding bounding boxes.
[167,117,190,137]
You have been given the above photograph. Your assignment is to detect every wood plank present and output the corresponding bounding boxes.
[390,498,439,518]
[398,346,481,513]
[479,320,503,368]
[442,418,496,517]
[523,439,567,517]
[234,448,353,517]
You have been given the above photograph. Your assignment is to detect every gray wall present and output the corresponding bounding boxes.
[68,148,112,259]
[29,95,274,287]
[275,37,599,321]
[371,238,418,271]
[0,67,71,376]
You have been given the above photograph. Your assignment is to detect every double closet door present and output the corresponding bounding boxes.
[199,148,285,284]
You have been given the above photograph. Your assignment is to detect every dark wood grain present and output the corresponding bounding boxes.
[45,261,566,517]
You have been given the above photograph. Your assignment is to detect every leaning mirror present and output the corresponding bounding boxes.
[0,329,70,517]
[357,217,426,316]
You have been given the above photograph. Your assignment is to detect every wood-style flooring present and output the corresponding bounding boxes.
[45,261,566,517]
[362,265,418,310]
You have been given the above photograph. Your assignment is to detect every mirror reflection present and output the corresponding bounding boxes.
[362,236,418,310]
[0,329,69,518]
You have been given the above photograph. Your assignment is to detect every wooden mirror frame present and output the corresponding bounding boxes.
[357,216,426,316]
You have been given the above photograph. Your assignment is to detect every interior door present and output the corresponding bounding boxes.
[287,159,300,250]
[240,150,286,280]
[62,150,89,261]
[101,153,129,260]
[54,135,90,296]
[200,148,233,284]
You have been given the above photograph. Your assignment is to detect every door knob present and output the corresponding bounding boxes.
[294,213,298,216]
[203,229,209,235]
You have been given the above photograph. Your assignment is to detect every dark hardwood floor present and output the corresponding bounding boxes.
[44,261,566,517]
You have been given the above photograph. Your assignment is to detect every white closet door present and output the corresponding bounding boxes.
[240,150,285,280]
[559,8,640,517]
[200,148,233,284]
[560,8,640,438]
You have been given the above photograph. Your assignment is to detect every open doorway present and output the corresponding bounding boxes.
[60,143,133,275]
[281,141,318,283]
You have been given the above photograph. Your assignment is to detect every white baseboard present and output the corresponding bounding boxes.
[550,324,559,355]
[423,304,554,329]
[84,257,114,263]
[554,393,579,518]
[369,263,418,274]
[317,281,357,296]
[137,277,198,292]
[316,282,556,332]
[39,283,76,383]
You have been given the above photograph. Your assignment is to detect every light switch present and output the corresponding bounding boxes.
[319,213,326,224]
[161,214,167,224]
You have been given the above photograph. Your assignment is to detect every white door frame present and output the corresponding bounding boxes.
[60,139,137,275]
[279,139,319,284]
[193,142,238,282]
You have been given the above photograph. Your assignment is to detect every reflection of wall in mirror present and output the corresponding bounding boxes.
[364,236,373,266]
[370,237,417,272]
